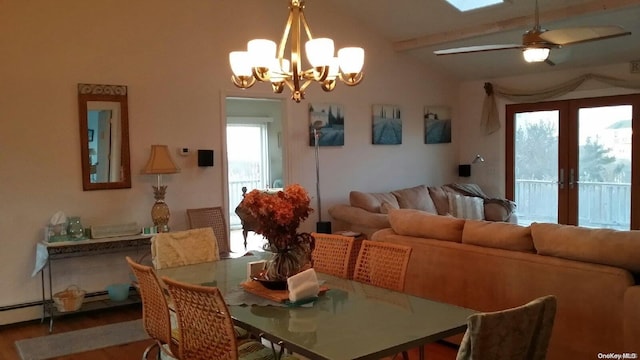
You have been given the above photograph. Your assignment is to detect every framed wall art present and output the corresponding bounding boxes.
[424,105,452,144]
[309,103,344,146]
[372,104,402,145]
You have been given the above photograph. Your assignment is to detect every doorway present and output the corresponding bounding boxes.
[225,97,285,229]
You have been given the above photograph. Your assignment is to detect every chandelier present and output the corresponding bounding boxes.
[229,0,364,103]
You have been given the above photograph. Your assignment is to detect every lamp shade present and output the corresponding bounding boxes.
[337,47,365,74]
[522,47,550,62]
[142,145,180,174]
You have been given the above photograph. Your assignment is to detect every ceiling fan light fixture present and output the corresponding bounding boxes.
[522,47,550,63]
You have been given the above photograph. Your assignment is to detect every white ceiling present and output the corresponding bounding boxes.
[326,0,640,81]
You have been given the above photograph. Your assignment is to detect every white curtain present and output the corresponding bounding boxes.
[481,73,640,135]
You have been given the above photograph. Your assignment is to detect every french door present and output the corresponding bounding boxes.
[506,94,640,229]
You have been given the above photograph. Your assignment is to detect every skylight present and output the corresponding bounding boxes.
[445,0,504,12]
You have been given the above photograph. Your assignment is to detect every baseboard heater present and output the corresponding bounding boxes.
[0,290,111,312]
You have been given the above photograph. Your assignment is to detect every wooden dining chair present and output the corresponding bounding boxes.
[161,276,296,360]
[310,232,356,278]
[456,295,557,360]
[353,240,412,292]
[126,256,178,360]
[186,206,232,256]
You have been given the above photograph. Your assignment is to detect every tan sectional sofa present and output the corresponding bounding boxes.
[371,208,640,359]
[328,184,517,238]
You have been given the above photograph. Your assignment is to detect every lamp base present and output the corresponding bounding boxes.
[151,201,170,233]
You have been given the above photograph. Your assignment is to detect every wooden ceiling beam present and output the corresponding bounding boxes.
[393,0,639,52]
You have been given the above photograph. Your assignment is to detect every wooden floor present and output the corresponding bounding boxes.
[0,303,458,360]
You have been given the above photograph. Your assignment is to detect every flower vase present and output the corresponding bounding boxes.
[265,249,305,282]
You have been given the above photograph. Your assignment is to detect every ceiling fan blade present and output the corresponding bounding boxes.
[539,26,631,46]
[434,44,522,55]
[544,58,556,66]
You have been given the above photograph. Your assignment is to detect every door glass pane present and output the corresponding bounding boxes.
[227,124,268,227]
[514,111,559,225]
[577,105,632,230]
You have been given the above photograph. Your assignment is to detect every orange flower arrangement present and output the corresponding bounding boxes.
[241,184,315,279]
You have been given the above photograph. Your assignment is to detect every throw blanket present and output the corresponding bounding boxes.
[445,183,517,217]
[151,227,220,269]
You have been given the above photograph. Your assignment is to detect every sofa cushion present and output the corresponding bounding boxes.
[388,208,464,243]
[392,185,438,213]
[531,222,640,272]
[380,201,399,214]
[462,219,534,252]
[349,191,399,213]
[428,186,450,215]
[448,194,484,220]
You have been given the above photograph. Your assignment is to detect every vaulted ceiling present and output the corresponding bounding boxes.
[327,0,640,81]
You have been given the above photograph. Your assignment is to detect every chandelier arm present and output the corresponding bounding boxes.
[278,10,294,61]
[299,11,314,41]
[231,75,256,89]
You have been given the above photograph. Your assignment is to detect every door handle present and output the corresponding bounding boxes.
[558,168,564,189]
[569,168,575,189]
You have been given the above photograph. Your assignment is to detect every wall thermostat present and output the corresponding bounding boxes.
[178,147,190,156]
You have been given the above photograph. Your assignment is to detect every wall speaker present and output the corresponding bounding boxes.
[458,164,471,177]
[198,149,214,167]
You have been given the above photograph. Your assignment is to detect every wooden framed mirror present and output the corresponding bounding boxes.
[78,83,131,190]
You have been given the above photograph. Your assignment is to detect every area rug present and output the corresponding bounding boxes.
[14,319,149,360]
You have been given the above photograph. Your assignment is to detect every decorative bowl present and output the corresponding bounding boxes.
[106,283,130,302]
[251,275,288,290]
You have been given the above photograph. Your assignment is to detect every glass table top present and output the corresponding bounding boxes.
[157,253,476,360]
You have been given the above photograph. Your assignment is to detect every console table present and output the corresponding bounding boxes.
[35,234,152,332]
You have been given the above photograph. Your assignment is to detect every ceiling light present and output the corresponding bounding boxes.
[522,47,550,62]
[229,0,364,103]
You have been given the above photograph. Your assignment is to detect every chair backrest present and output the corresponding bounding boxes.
[352,240,412,291]
[310,232,355,278]
[456,295,558,360]
[186,207,231,255]
[161,276,238,360]
[151,227,220,269]
[125,256,175,353]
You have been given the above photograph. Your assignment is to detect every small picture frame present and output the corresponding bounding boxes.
[424,106,452,144]
[88,129,94,142]
[372,104,402,145]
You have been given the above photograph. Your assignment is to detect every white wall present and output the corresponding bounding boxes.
[456,63,640,198]
[0,0,459,321]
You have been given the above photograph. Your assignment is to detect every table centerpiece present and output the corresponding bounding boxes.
[241,184,315,284]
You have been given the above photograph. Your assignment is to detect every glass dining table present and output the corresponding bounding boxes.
[156,252,476,360]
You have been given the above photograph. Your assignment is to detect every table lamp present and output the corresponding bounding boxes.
[142,145,180,232]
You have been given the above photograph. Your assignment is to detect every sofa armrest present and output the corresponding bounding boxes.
[328,204,391,229]
[624,285,640,351]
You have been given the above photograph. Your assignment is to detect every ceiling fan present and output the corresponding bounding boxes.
[434,0,631,64]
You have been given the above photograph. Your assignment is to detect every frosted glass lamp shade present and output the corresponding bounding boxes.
[338,47,365,73]
[305,38,335,67]
[229,51,253,77]
[248,39,277,68]
[522,47,550,63]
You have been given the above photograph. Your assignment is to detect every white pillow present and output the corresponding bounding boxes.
[448,194,484,220]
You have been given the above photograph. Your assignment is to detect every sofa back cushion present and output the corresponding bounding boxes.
[531,222,640,272]
[350,191,399,213]
[462,220,534,252]
[388,208,464,242]
[428,186,450,215]
[391,185,438,213]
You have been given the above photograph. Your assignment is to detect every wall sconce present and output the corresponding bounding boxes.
[458,154,485,177]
